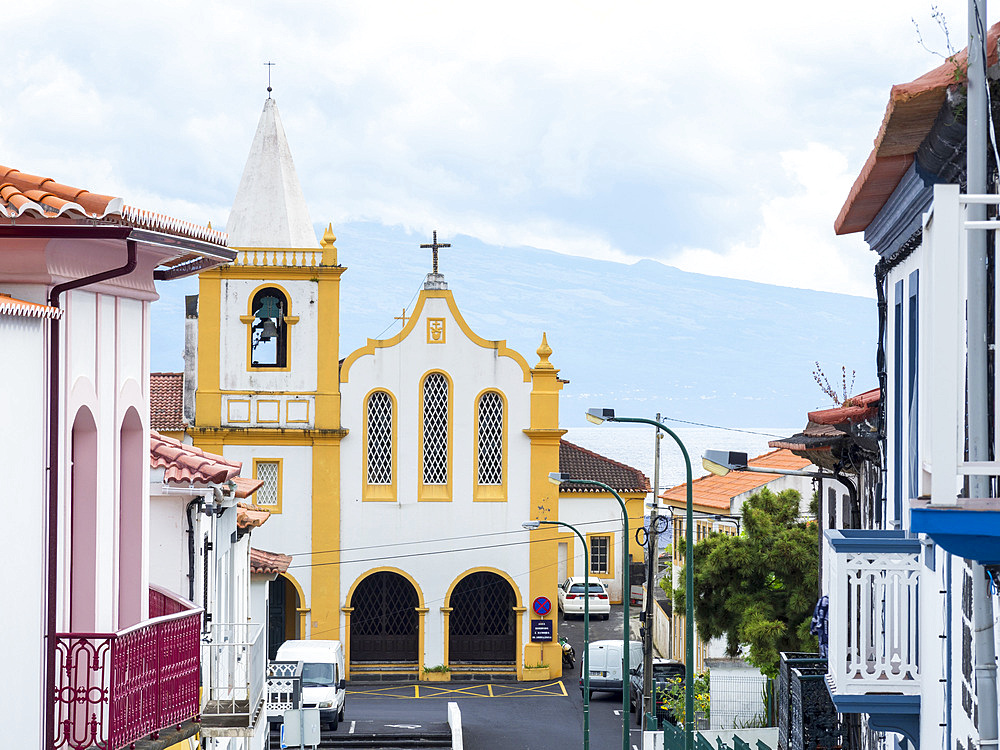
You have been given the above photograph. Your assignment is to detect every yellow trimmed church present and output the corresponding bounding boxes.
[188,96,649,681]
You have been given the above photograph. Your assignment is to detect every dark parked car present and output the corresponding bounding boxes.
[629,658,685,727]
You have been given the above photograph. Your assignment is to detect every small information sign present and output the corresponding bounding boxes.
[531,618,553,642]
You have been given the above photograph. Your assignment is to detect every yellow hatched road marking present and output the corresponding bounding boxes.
[346,681,568,699]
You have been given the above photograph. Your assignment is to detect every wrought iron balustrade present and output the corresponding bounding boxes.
[52,606,202,750]
[200,622,266,733]
[825,530,921,696]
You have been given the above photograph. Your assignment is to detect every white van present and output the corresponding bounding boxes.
[274,640,346,730]
[581,639,643,696]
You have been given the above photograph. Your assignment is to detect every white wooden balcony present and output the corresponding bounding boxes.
[912,184,1000,563]
[824,530,921,697]
[200,622,266,736]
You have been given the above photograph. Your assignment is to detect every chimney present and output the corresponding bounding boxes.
[183,295,198,424]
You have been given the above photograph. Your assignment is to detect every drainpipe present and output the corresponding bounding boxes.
[185,498,202,602]
[967,2,999,747]
[44,237,138,750]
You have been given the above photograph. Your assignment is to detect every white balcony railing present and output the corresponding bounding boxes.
[825,530,921,697]
[200,622,266,734]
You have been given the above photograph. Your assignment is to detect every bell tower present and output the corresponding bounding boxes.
[193,96,346,640]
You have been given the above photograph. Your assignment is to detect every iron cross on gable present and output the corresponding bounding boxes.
[420,231,451,275]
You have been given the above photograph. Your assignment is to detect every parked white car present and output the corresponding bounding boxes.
[557,577,611,619]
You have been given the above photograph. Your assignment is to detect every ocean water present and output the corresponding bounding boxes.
[562,424,798,494]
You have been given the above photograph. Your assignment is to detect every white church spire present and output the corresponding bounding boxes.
[226,97,318,249]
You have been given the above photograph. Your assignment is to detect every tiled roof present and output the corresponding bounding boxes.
[559,440,651,493]
[808,387,880,426]
[150,431,242,484]
[0,165,228,248]
[237,503,271,530]
[150,372,185,431]
[233,476,265,499]
[250,547,292,575]
[0,293,62,319]
[660,448,812,512]
[835,22,1000,235]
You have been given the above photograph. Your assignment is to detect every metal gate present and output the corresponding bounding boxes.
[350,571,419,662]
[449,572,516,663]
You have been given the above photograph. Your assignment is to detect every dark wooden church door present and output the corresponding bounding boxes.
[449,571,516,663]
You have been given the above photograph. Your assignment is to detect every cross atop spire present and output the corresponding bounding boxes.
[264,61,276,98]
[420,231,451,275]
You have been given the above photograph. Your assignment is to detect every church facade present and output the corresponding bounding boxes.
[190,97,646,681]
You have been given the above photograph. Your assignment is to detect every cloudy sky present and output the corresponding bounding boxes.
[3,1,985,298]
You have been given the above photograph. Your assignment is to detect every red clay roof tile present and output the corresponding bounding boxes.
[0,293,62,319]
[660,448,812,512]
[0,164,228,248]
[150,430,242,484]
[559,439,651,493]
[237,502,271,530]
[150,372,185,432]
[836,22,1000,235]
[250,548,292,575]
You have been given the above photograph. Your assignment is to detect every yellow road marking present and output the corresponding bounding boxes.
[347,681,568,699]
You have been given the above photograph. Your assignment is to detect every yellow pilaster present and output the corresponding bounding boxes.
[440,607,452,669]
[195,272,223,427]
[315,226,344,430]
[415,607,429,673]
[312,437,342,642]
[522,333,566,677]
[341,607,353,679]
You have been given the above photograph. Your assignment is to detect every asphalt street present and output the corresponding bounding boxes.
[342,605,643,750]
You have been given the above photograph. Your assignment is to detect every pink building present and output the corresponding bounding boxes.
[0,165,234,750]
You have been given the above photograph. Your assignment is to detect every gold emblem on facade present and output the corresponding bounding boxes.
[427,318,446,343]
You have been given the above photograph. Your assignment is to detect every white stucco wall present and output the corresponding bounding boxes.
[61,289,151,632]
[339,293,535,665]
[224,443,314,630]
[2,312,48,750]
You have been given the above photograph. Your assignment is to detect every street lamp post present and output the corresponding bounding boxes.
[549,471,631,750]
[523,519,591,750]
[587,408,695,750]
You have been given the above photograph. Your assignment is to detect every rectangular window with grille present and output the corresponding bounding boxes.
[254,459,281,513]
[589,535,611,575]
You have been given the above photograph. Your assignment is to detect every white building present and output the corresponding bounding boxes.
[0,165,233,750]
[808,21,1000,750]
[188,96,650,682]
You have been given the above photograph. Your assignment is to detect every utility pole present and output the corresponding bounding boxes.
[641,413,663,727]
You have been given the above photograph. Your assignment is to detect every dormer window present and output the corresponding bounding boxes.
[250,287,288,368]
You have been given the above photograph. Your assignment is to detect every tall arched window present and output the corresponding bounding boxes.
[420,372,450,500]
[249,287,288,368]
[364,390,396,501]
[477,391,504,484]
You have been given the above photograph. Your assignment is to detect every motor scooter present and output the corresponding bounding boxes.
[558,635,575,669]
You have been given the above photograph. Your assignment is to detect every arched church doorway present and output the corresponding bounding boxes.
[449,571,516,663]
[349,571,419,663]
[268,574,301,659]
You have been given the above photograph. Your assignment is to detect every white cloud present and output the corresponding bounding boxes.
[0,0,979,298]
[667,143,875,297]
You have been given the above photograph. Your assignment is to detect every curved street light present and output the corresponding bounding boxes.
[523,519,591,750]
[587,408,695,750]
[549,471,631,750]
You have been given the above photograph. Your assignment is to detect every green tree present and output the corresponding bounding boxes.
[674,487,818,678]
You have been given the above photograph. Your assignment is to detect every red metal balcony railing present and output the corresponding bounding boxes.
[52,606,202,750]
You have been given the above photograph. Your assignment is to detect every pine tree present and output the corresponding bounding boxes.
[674,486,819,678]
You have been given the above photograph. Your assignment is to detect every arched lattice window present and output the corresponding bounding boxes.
[250,287,288,368]
[422,373,448,484]
[366,391,393,485]
[477,391,503,485]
